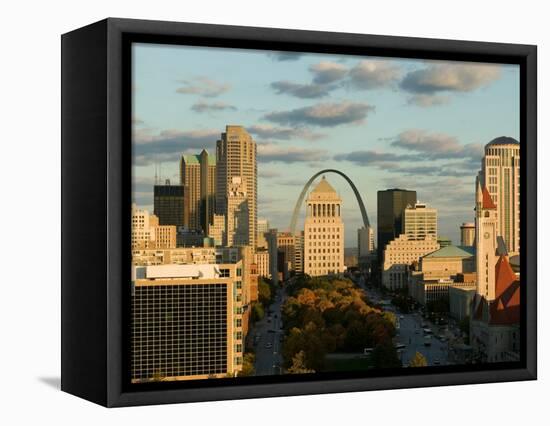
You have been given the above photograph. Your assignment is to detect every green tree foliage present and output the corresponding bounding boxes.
[409,351,428,367]
[370,341,402,369]
[258,279,272,306]
[239,352,256,376]
[251,302,265,323]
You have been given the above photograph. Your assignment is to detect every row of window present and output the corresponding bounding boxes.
[308,248,340,254]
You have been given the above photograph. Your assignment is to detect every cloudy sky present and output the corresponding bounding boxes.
[132,43,519,246]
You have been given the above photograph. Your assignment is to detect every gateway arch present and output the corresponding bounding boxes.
[289,169,371,235]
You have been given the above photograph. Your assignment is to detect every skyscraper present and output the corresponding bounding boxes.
[216,126,257,249]
[257,218,269,249]
[357,226,374,258]
[225,177,249,247]
[377,189,417,259]
[180,149,216,233]
[153,181,187,228]
[478,137,520,254]
[304,176,344,277]
[403,202,438,241]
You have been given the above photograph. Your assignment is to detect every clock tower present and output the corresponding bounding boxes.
[475,177,498,300]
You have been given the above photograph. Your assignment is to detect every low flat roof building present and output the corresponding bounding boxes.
[131,262,244,382]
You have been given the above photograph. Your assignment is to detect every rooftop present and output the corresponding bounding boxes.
[423,245,475,259]
[311,176,337,194]
[181,150,216,166]
[482,187,497,209]
[486,136,519,147]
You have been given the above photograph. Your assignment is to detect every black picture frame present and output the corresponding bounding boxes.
[61,17,537,407]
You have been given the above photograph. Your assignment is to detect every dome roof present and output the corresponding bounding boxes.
[486,136,519,147]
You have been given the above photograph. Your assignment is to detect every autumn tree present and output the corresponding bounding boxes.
[287,351,315,374]
[409,352,428,367]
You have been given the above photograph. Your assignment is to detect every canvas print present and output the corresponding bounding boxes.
[130,43,520,383]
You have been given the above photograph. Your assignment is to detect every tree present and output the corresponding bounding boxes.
[287,351,315,374]
[251,302,265,322]
[239,352,256,376]
[258,279,272,306]
[370,341,402,369]
[409,352,427,367]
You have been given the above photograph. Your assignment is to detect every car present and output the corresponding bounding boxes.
[265,343,272,349]
[400,315,404,319]
[434,358,440,365]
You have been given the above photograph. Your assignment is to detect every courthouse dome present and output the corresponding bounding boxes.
[486,136,519,147]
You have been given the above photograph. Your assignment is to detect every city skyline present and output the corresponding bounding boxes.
[132,43,520,246]
[129,43,523,382]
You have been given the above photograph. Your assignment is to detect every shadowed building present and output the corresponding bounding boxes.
[377,189,417,260]
[153,181,187,228]
[180,149,216,233]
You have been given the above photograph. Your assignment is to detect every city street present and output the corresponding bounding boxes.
[356,276,451,367]
[252,286,286,376]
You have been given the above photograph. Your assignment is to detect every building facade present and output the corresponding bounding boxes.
[153,182,187,228]
[460,222,475,246]
[208,214,226,246]
[216,126,257,249]
[225,176,249,247]
[267,229,279,286]
[131,263,244,382]
[471,255,520,363]
[257,218,269,249]
[475,179,498,301]
[277,232,296,275]
[253,249,270,278]
[478,137,520,254]
[357,226,374,258]
[180,149,216,233]
[132,247,218,266]
[377,189,417,260]
[304,177,344,277]
[294,231,304,274]
[403,202,437,241]
[131,204,176,250]
[408,245,476,304]
[382,234,439,290]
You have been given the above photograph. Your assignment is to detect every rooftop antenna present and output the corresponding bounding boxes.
[154,161,158,185]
